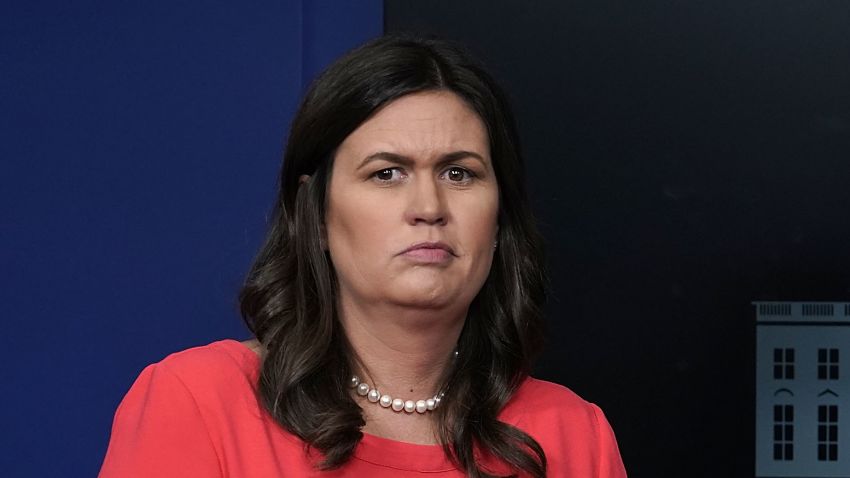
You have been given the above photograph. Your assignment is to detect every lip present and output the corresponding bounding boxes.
[399,241,456,256]
[398,241,456,263]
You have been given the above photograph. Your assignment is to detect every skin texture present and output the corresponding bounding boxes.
[317,91,500,443]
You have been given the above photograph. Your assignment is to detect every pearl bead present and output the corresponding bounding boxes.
[349,376,360,388]
[379,395,392,408]
[367,389,380,403]
[433,396,441,408]
[415,400,427,413]
[391,398,404,412]
[426,398,436,410]
[404,400,415,413]
[357,383,369,396]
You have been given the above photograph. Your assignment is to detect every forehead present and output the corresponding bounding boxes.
[335,91,489,162]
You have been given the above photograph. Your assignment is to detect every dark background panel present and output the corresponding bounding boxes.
[386,1,850,476]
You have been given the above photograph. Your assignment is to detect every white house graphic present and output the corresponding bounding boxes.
[755,301,850,477]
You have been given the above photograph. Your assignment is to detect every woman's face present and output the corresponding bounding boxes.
[324,91,499,312]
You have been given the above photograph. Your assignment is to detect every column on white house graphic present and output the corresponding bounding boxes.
[755,302,850,478]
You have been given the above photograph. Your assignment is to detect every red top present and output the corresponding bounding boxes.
[99,340,626,477]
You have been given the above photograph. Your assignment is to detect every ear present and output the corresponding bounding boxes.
[299,174,311,185]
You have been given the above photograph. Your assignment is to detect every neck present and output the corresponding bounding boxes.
[338,293,466,401]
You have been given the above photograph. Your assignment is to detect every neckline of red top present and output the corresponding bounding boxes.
[221,339,458,472]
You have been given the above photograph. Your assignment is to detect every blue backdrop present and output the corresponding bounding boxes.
[0,2,381,476]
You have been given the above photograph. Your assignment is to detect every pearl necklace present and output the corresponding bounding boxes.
[349,375,445,414]
[349,350,457,414]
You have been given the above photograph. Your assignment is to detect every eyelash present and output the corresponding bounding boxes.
[370,166,477,184]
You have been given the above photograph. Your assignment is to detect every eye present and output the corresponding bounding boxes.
[443,167,475,184]
[371,167,405,183]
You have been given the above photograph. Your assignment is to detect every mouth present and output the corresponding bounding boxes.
[399,241,456,256]
[398,241,456,263]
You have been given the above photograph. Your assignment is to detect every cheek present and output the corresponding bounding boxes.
[326,196,391,262]
[464,195,500,246]
[453,197,499,277]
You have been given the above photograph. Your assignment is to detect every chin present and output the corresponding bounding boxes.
[388,282,459,310]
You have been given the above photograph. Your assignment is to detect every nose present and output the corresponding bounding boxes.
[404,175,447,226]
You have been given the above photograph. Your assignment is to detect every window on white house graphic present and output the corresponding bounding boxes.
[774,404,794,460]
[818,348,839,380]
[817,405,838,461]
[774,348,795,379]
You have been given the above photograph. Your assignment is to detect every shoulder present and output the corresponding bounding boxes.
[153,339,260,384]
[515,377,588,406]
[503,376,597,422]
[115,339,262,423]
[100,340,261,477]
[500,377,627,476]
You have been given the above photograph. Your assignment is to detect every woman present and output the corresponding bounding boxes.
[99,35,626,477]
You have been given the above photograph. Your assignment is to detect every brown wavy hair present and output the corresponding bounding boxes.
[239,35,548,478]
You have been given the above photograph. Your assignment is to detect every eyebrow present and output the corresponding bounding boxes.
[355,151,487,171]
